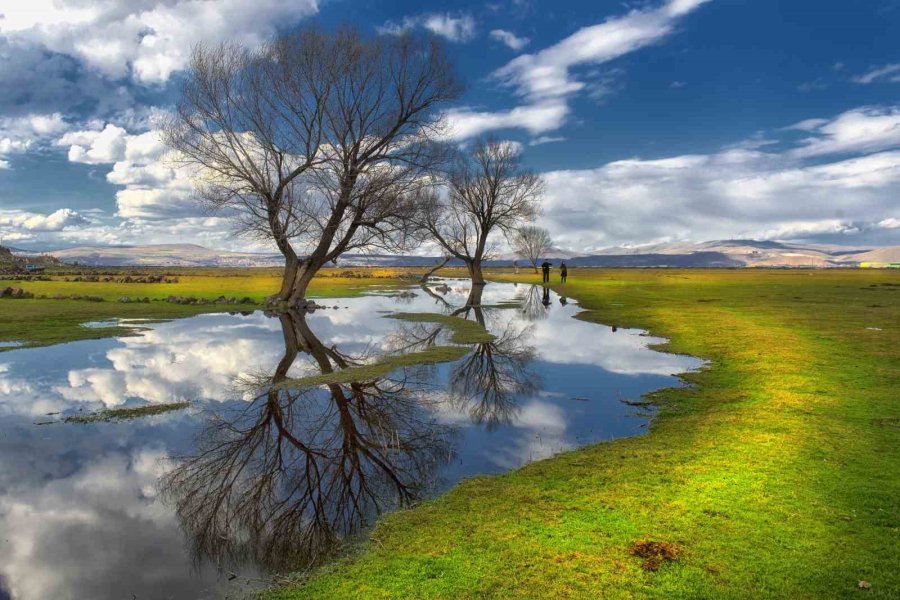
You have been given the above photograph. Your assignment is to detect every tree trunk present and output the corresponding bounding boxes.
[452,283,485,324]
[288,261,319,308]
[467,259,486,286]
[466,284,485,325]
[275,254,300,302]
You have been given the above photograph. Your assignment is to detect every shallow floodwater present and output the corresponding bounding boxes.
[0,280,700,599]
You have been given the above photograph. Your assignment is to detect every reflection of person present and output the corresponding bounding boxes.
[560,261,568,283]
[541,260,551,283]
[559,296,568,306]
[541,286,551,307]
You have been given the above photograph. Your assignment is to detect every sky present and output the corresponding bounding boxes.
[0,0,898,253]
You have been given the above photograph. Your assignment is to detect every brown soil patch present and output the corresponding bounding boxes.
[629,540,681,571]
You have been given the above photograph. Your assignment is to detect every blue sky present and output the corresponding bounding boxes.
[0,0,898,252]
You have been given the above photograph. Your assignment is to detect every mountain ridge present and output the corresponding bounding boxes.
[8,240,899,268]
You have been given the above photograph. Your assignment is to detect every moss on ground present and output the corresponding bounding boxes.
[264,268,900,599]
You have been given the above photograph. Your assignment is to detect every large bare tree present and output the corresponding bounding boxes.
[512,225,552,273]
[423,139,543,286]
[162,26,461,307]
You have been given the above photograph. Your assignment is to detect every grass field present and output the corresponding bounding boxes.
[2,267,897,598]
[262,268,899,599]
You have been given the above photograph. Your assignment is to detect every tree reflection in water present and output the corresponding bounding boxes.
[160,310,452,573]
[516,283,550,321]
[394,284,541,430]
[162,283,542,575]
[449,285,540,430]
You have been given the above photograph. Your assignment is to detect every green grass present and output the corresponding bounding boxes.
[63,401,191,423]
[0,268,409,350]
[264,268,900,599]
[3,266,898,597]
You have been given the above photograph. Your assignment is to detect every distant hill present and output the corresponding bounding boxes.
[0,245,16,268]
[578,240,900,268]
[43,244,285,267]
[32,244,450,268]
[1,245,61,271]
[15,240,900,268]
[494,246,577,261]
[562,251,744,268]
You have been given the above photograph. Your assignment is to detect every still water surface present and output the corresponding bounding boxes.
[0,280,700,599]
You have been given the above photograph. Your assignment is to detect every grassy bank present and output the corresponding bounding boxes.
[0,268,407,350]
[265,269,899,599]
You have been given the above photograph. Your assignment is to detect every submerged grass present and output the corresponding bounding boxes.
[388,312,497,344]
[265,268,900,599]
[63,401,191,423]
[279,345,469,389]
[278,312,494,389]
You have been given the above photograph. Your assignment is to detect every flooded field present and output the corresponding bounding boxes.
[0,280,700,599]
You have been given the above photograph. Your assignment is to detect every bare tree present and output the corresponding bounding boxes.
[423,138,544,286]
[512,225,552,273]
[162,26,461,307]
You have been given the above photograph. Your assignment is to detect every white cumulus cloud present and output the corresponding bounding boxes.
[0,208,89,232]
[0,0,319,84]
[539,144,900,251]
[790,106,900,158]
[0,113,69,166]
[57,123,197,220]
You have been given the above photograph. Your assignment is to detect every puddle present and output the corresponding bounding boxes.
[82,318,159,329]
[81,320,121,328]
[0,279,700,598]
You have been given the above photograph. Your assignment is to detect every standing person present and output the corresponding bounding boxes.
[541,260,551,283]
[560,261,568,283]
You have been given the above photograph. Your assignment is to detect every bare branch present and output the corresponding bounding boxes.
[422,137,543,285]
[511,225,553,272]
[161,26,462,305]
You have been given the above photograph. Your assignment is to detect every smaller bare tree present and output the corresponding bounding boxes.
[423,138,543,286]
[512,225,552,273]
